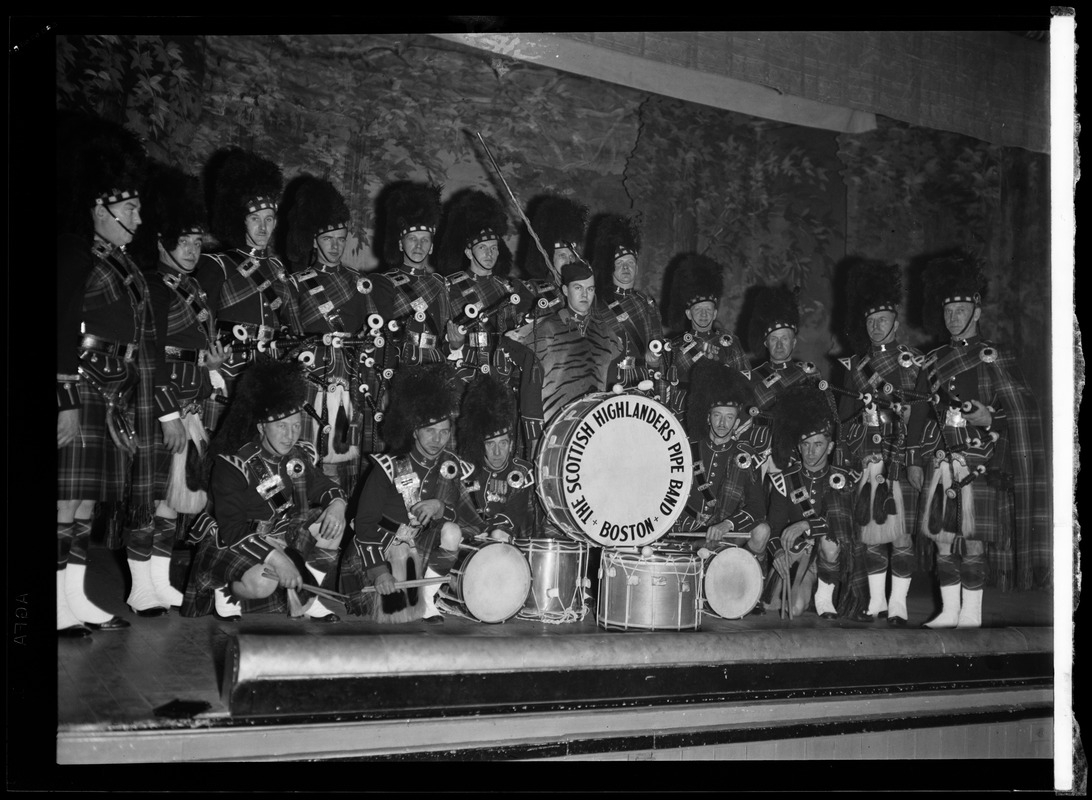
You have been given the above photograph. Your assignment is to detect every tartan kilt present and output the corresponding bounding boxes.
[57,369,137,502]
[919,459,1011,544]
[180,528,296,617]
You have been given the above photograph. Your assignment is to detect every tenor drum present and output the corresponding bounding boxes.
[436,541,532,623]
[702,545,763,619]
[596,545,702,631]
[537,392,692,549]
[517,538,591,623]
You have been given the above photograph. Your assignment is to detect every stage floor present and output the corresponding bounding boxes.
[56,540,1056,733]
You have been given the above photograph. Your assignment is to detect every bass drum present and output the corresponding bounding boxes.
[436,541,532,623]
[536,391,692,549]
[702,545,763,620]
[596,544,702,631]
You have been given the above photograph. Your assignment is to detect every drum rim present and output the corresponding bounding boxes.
[457,541,532,623]
[703,547,763,619]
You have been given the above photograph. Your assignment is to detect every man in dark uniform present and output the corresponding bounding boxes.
[588,213,664,390]
[341,363,484,623]
[905,250,1050,628]
[437,188,543,454]
[195,148,298,434]
[378,181,455,366]
[507,259,621,429]
[56,112,150,636]
[181,359,347,623]
[282,174,395,491]
[835,258,925,626]
[455,373,538,542]
[127,161,226,615]
[765,384,869,621]
[661,253,749,419]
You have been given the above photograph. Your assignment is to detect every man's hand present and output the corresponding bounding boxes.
[315,499,347,540]
[780,520,811,554]
[205,339,230,371]
[161,418,187,454]
[490,528,512,543]
[446,321,466,351]
[411,498,445,526]
[705,519,734,547]
[373,572,398,596]
[264,549,303,591]
[964,399,993,428]
[907,465,924,492]
[58,408,80,448]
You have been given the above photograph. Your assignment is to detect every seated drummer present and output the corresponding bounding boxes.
[668,360,770,605]
[180,359,347,623]
[341,363,484,623]
[765,384,870,621]
[455,373,537,543]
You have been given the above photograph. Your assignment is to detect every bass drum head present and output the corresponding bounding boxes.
[460,542,532,623]
[703,547,763,619]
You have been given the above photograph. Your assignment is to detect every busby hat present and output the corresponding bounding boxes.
[747,284,800,352]
[921,249,987,338]
[57,111,147,238]
[382,181,442,265]
[769,383,835,470]
[283,174,352,272]
[520,195,589,280]
[382,362,458,455]
[589,213,641,293]
[687,360,755,439]
[130,160,206,269]
[436,189,510,277]
[844,258,902,353]
[670,253,724,327]
[210,359,308,458]
[456,373,517,468]
[206,147,283,250]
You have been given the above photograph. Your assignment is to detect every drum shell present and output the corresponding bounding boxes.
[701,545,763,620]
[536,392,692,549]
[596,547,702,631]
[437,541,531,624]
[516,538,591,623]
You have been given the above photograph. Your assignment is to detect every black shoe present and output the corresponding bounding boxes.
[85,616,131,631]
[818,611,839,620]
[422,615,444,625]
[307,612,341,624]
[887,615,908,627]
[58,624,93,639]
[747,601,767,617]
[845,610,875,623]
[131,606,169,618]
[214,611,242,622]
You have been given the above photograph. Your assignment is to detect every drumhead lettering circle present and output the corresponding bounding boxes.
[537,393,692,548]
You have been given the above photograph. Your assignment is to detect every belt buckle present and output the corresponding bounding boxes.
[418,332,437,349]
[945,407,966,428]
[124,343,137,361]
[258,324,275,342]
[863,406,880,427]
[470,332,490,348]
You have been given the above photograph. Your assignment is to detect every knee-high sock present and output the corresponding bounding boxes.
[924,553,962,628]
[64,518,116,624]
[957,553,986,628]
[127,521,154,562]
[303,546,340,618]
[57,522,84,630]
[149,516,184,607]
[887,545,915,621]
[815,554,839,615]
[864,545,889,616]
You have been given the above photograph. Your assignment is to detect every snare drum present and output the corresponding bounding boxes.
[517,538,591,623]
[702,545,763,619]
[436,540,532,623]
[596,546,702,631]
[537,392,692,549]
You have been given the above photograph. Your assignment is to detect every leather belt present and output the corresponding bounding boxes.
[408,331,438,349]
[79,333,136,359]
[165,345,203,363]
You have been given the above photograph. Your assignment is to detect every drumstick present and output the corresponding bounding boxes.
[670,531,753,540]
[359,576,450,594]
[261,569,350,602]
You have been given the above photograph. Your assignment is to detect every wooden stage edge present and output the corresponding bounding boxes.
[57,626,1054,764]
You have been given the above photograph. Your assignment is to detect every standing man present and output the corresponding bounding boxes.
[56,113,150,636]
[283,174,394,491]
[181,360,347,623]
[905,250,1050,628]
[341,364,485,623]
[517,194,590,321]
[379,181,454,366]
[437,188,543,454]
[196,147,297,434]
[836,258,924,626]
[588,213,663,390]
[455,373,538,542]
[507,259,621,430]
[662,254,749,420]
[127,161,226,615]
[766,385,869,621]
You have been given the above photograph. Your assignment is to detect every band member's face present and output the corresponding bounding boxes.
[245,209,277,249]
[401,230,433,266]
[943,301,980,339]
[686,301,718,333]
[707,405,740,443]
[258,412,302,457]
[552,246,577,270]
[315,228,348,266]
[94,198,142,246]
[865,310,898,345]
[466,238,499,275]
[562,277,595,315]
[413,419,451,460]
[798,432,833,472]
[160,233,204,273]
[765,328,796,363]
[483,432,513,471]
[613,254,638,289]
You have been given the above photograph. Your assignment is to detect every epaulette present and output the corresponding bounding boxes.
[769,470,789,497]
[456,455,476,480]
[838,356,853,371]
[204,252,230,278]
[217,453,249,477]
[371,453,397,483]
[293,268,319,283]
[294,441,320,466]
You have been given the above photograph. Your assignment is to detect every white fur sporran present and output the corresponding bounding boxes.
[164,411,209,514]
